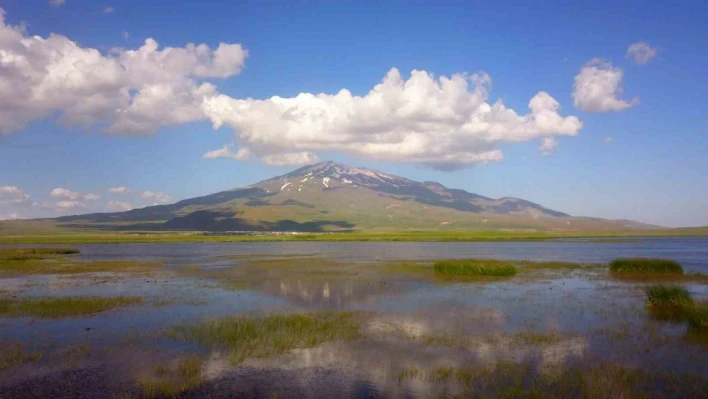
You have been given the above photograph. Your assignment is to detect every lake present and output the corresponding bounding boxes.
[1,238,708,398]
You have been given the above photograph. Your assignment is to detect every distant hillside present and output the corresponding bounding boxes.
[49,161,658,232]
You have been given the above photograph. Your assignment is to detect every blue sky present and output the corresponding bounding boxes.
[0,0,707,227]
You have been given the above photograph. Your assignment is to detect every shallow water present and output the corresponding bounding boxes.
[6,236,707,270]
[1,238,708,398]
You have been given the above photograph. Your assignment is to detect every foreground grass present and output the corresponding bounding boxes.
[434,259,518,278]
[394,361,708,398]
[687,302,708,335]
[0,342,42,371]
[170,312,366,364]
[642,286,708,338]
[610,258,683,274]
[138,356,203,399]
[0,296,144,318]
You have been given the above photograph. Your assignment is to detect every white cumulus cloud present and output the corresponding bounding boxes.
[49,0,66,6]
[50,188,81,200]
[0,185,31,205]
[262,152,319,167]
[573,59,639,112]
[56,200,86,209]
[626,42,658,65]
[107,201,132,211]
[108,186,132,194]
[203,68,582,170]
[539,137,558,155]
[50,188,99,201]
[203,144,251,160]
[141,191,171,204]
[0,9,248,135]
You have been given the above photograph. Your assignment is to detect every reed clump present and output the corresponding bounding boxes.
[609,258,683,274]
[169,312,365,364]
[433,259,517,278]
[645,285,694,320]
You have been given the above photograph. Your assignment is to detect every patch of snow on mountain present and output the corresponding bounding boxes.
[280,182,292,191]
[323,177,330,188]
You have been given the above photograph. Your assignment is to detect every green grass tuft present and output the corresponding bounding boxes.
[609,258,683,274]
[139,356,203,399]
[645,285,694,320]
[0,296,144,318]
[170,312,365,364]
[433,259,517,278]
[687,303,708,334]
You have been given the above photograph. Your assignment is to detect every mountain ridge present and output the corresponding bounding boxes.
[53,161,657,232]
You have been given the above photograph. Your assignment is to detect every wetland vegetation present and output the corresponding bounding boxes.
[433,259,518,278]
[610,258,684,274]
[0,296,144,318]
[170,312,366,364]
[0,247,163,276]
[645,285,694,320]
[1,240,707,398]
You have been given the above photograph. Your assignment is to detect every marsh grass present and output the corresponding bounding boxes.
[609,258,683,274]
[645,285,694,320]
[139,356,203,399]
[433,259,517,278]
[0,342,42,371]
[0,296,144,318]
[687,302,708,335]
[0,247,79,261]
[395,366,422,382]
[510,331,565,345]
[0,259,162,276]
[169,312,365,364]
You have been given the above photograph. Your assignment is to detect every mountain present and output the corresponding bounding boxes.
[54,161,656,232]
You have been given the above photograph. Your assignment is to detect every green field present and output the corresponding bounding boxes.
[0,227,707,244]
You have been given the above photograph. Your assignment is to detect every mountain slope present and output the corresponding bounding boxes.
[55,161,656,232]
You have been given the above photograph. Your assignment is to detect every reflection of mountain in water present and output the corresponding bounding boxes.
[258,279,395,308]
